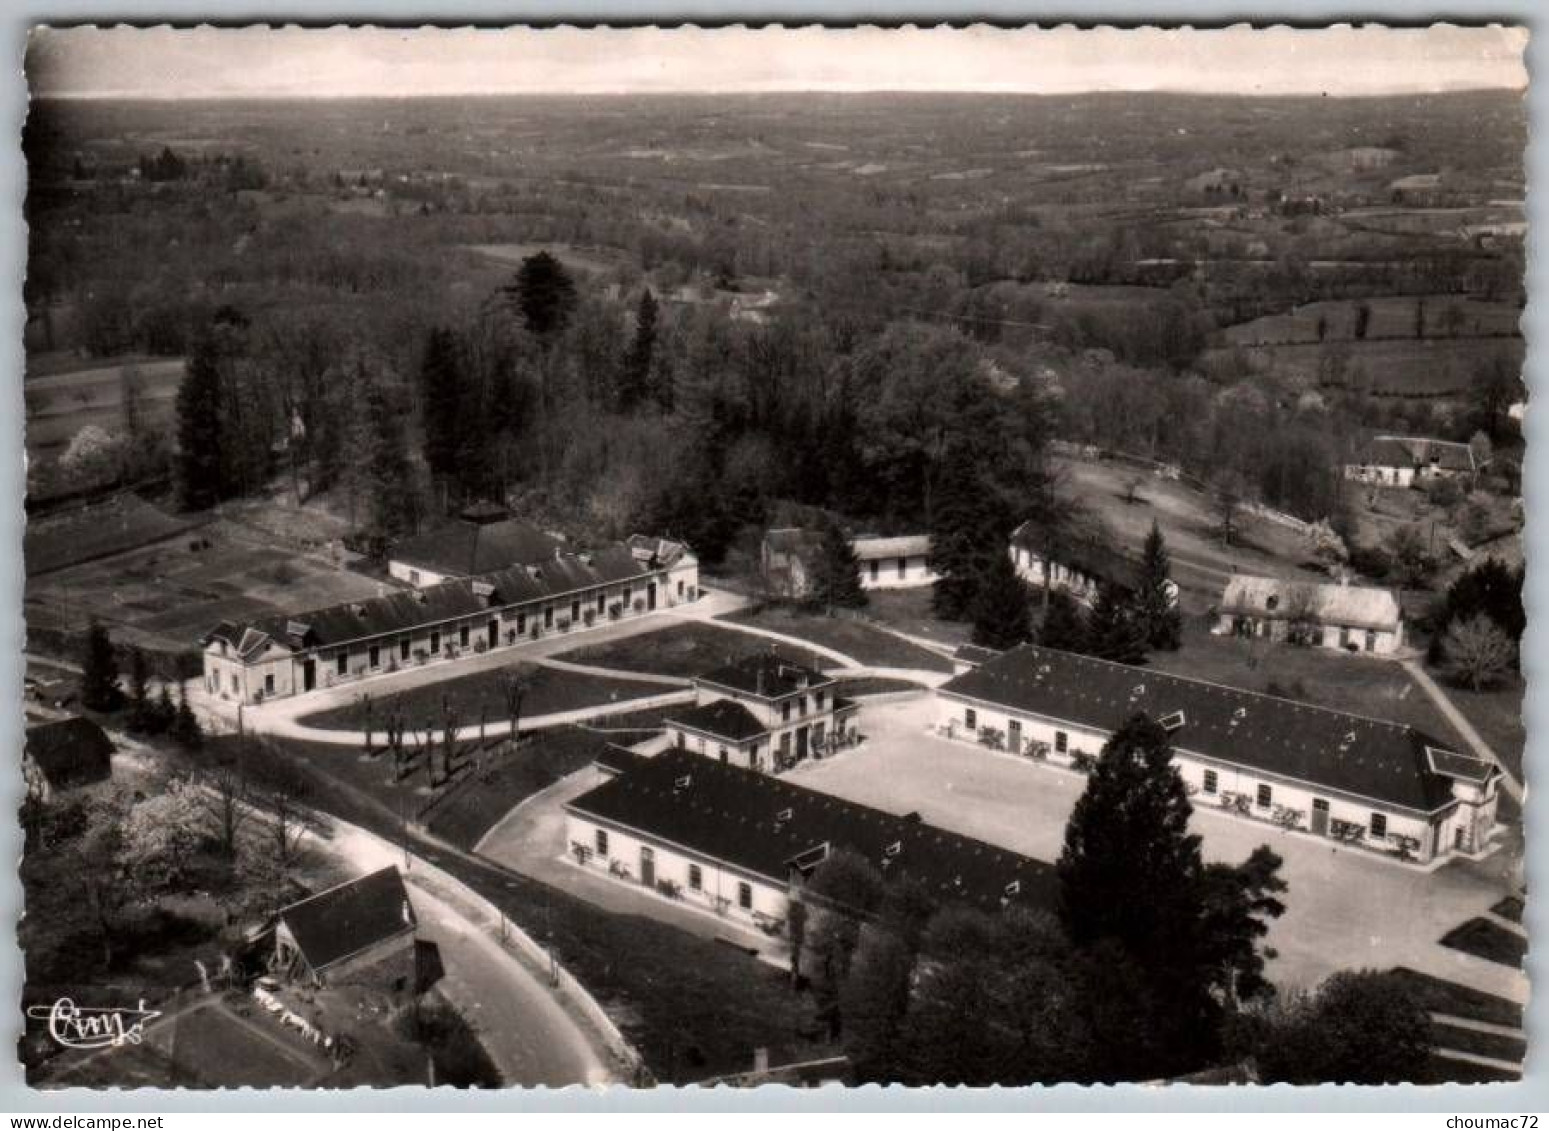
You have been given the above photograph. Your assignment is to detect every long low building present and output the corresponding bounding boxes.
[203,535,697,704]
[935,644,1499,865]
[565,747,1056,934]
[1215,574,1405,655]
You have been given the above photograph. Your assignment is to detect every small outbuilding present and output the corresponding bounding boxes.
[24,716,114,802]
[273,867,419,995]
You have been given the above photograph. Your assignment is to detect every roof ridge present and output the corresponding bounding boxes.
[280,864,400,914]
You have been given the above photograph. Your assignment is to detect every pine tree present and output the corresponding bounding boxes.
[927,447,1004,620]
[80,619,122,712]
[1136,522,1183,651]
[174,335,224,511]
[810,518,867,613]
[354,375,420,558]
[1038,591,1090,654]
[1086,583,1148,665]
[968,550,1032,650]
[506,251,578,343]
[619,288,659,412]
[171,692,203,750]
[125,647,152,733]
[417,327,464,499]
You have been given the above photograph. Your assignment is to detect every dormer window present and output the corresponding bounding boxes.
[1158,710,1187,733]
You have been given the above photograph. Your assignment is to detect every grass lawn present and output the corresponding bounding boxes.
[831,676,926,697]
[1148,620,1463,740]
[254,734,829,1083]
[554,621,833,678]
[859,587,973,651]
[1491,896,1524,924]
[1440,676,1526,783]
[161,1000,324,1087]
[1431,1022,1526,1067]
[1439,917,1527,969]
[425,727,616,850]
[25,494,203,577]
[721,605,953,671]
[1387,968,1524,1029]
[298,661,664,731]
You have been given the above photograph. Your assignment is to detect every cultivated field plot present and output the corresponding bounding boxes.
[1054,456,1328,606]
[552,621,834,678]
[25,493,202,577]
[1222,295,1522,349]
[25,519,385,656]
[467,242,626,275]
[1208,334,1524,398]
[720,606,954,671]
[297,661,666,731]
[1148,622,1463,741]
[24,356,185,461]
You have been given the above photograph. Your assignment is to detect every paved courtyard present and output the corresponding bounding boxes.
[786,696,1526,1004]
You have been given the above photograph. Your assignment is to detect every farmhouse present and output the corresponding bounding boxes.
[202,535,698,704]
[387,502,564,588]
[851,535,936,590]
[1009,522,1175,607]
[23,716,113,802]
[565,747,1056,934]
[273,866,418,994]
[935,645,1499,864]
[1345,435,1480,488]
[1215,574,1405,654]
[662,654,859,773]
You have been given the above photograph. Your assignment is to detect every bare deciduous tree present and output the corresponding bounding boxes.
[1444,614,1515,691]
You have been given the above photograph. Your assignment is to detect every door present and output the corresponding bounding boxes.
[647,582,657,611]
[1008,719,1022,753]
[301,660,315,692]
[796,726,809,761]
[488,620,499,648]
[640,847,655,888]
[1311,798,1330,836]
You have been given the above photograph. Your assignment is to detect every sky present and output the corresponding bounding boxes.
[27,25,1529,99]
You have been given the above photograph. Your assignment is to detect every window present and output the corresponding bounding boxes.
[265,673,275,694]
[1365,629,1377,653]
[676,731,686,749]
[459,625,470,648]
[571,600,581,622]
[1266,594,1279,611]
[544,606,554,629]
[429,630,441,654]
[677,580,684,597]
[737,881,753,910]
[1202,769,1218,795]
[219,641,228,657]
[1256,784,1272,809]
[337,653,348,676]
[897,557,906,579]
[409,570,420,586]
[815,690,826,710]
[622,587,632,607]
[516,612,527,635]
[1158,710,1186,732]
[369,644,380,669]
[1370,812,1388,840]
[782,701,792,723]
[400,639,410,661]
[718,747,728,764]
[1008,720,1022,750]
[1055,730,1068,754]
[598,593,607,613]
[869,560,879,582]
[595,829,609,856]
[688,864,702,891]
[965,708,978,731]
[231,673,239,694]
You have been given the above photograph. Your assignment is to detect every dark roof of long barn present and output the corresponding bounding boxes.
[939,644,1462,812]
[279,866,416,973]
[697,654,835,700]
[390,516,564,577]
[25,717,114,789]
[567,748,1056,914]
[206,542,656,652]
[1009,522,1143,591]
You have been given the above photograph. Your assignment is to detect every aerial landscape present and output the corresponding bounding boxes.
[17,26,1528,1093]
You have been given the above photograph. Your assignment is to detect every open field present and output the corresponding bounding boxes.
[467,242,626,275]
[425,726,617,850]
[552,621,833,678]
[1055,456,1331,608]
[1440,678,1526,783]
[1221,295,1522,348]
[24,356,185,461]
[298,661,664,732]
[858,588,974,651]
[26,516,386,660]
[1149,620,1464,741]
[1205,334,1524,398]
[720,606,953,671]
[25,492,204,576]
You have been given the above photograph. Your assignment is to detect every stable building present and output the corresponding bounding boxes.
[387,502,565,589]
[1215,574,1406,655]
[852,535,936,590]
[761,527,936,597]
[1345,435,1480,489]
[1009,522,1175,607]
[203,535,698,704]
[935,644,1499,864]
[565,747,1056,934]
[273,867,418,994]
[662,654,858,773]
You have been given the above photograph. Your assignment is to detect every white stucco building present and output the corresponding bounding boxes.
[935,644,1500,865]
[851,535,936,590]
[1345,435,1480,489]
[1215,574,1406,655]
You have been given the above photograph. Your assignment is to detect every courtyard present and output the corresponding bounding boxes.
[784,696,1525,1005]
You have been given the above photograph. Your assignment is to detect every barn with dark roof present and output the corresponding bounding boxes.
[24,716,114,802]
[565,748,1055,932]
[935,644,1500,863]
[273,867,419,992]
